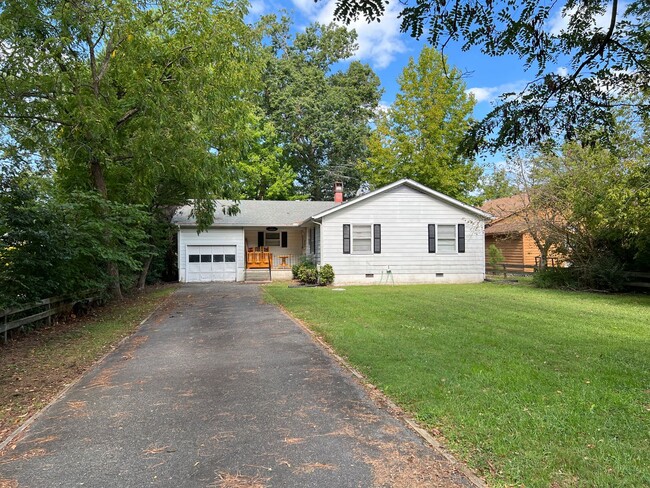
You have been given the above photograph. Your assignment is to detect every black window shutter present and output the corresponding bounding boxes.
[373,224,381,254]
[281,231,288,248]
[343,224,350,254]
[428,224,436,253]
[458,224,465,253]
[257,231,264,247]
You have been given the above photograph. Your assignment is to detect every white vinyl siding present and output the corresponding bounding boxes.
[320,185,485,284]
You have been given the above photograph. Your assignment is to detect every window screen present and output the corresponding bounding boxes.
[352,225,372,254]
[265,232,280,246]
[437,225,456,253]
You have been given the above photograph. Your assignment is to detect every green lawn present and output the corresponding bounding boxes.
[265,283,650,487]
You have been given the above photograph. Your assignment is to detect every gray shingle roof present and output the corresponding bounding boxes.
[172,200,339,227]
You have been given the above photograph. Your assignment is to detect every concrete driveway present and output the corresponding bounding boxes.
[0,283,477,487]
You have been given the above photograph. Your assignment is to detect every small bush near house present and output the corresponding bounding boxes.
[292,261,334,285]
[319,264,335,285]
[299,266,319,284]
[292,257,315,280]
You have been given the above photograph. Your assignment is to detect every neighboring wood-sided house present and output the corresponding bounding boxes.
[479,194,543,269]
[173,179,491,285]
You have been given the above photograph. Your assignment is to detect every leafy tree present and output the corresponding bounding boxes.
[363,47,481,202]
[487,244,505,269]
[0,0,262,296]
[236,116,297,200]
[0,168,150,308]
[261,17,382,200]
[480,165,518,201]
[518,117,650,288]
[325,0,649,152]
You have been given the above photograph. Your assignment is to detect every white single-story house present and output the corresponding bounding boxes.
[173,179,492,285]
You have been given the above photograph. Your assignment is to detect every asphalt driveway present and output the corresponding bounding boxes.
[0,283,477,487]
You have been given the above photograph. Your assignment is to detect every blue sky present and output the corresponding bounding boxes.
[246,0,612,171]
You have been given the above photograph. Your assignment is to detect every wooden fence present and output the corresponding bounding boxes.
[626,271,650,289]
[486,263,538,277]
[486,264,650,289]
[1,295,99,343]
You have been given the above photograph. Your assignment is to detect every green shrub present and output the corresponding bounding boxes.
[298,266,319,284]
[533,268,576,289]
[488,244,505,267]
[533,254,628,291]
[319,264,335,285]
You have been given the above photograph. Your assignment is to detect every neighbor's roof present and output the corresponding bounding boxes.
[479,193,529,219]
[480,193,530,236]
[173,200,339,227]
[309,179,492,221]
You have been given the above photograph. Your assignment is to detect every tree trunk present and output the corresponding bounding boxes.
[137,255,153,290]
[91,158,123,299]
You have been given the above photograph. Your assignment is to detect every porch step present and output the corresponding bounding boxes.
[244,269,272,283]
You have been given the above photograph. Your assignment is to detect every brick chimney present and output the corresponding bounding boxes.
[334,181,343,203]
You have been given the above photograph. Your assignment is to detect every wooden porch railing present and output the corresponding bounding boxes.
[272,254,303,270]
[246,248,273,269]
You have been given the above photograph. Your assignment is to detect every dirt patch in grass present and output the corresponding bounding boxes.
[0,284,178,445]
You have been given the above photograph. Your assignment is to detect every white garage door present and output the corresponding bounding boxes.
[186,245,237,282]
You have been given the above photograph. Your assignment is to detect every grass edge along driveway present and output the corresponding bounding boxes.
[264,283,650,488]
[0,284,178,445]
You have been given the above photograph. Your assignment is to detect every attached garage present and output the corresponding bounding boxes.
[186,245,237,282]
[176,227,245,283]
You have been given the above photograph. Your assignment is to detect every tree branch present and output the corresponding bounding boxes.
[115,107,140,129]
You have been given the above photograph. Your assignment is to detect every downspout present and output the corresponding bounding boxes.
[313,219,323,285]
[313,219,323,266]
[176,224,182,282]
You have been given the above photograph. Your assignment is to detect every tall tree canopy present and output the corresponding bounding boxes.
[363,47,481,203]
[0,0,260,227]
[260,17,382,200]
[325,0,649,152]
[0,0,262,297]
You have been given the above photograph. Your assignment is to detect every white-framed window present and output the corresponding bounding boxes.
[437,224,457,253]
[265,232,280,246]
[352,224,372,254]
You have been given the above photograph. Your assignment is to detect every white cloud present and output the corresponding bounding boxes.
[290,0,321,17]
[556,66,569,77]
[466,87,495,103]
[466,81,528,103]
[295,0,409,69]
[248,0,267,16]
[376,101,391,113]
[547,3,621,35]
